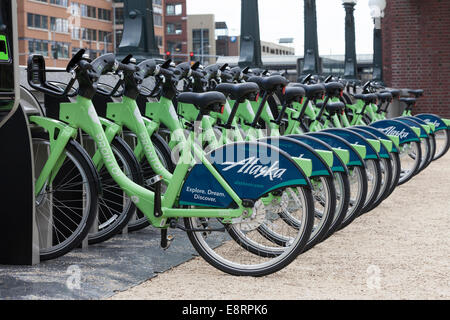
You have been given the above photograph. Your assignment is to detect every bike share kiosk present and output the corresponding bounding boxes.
[0,0,39,265]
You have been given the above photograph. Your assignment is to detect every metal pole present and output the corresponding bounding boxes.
[200,23,204,65]
[117,0,161,61]
[301,0,320,76]
[372,17,383,82]
[238,0,263,68]
[343,1,358,79]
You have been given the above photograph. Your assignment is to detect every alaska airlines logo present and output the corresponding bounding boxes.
[423,119,440,127]
[221,157,286,181]
[379,126,409,139]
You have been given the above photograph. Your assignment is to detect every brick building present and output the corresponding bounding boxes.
[17,0,115,68]
[16,0,166,68]
[382,0,450,117]
[164,0,188,63]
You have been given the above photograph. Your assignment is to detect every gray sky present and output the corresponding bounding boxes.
[187,0,374,55]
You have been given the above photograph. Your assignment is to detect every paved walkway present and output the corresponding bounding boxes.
[111,151,450,300]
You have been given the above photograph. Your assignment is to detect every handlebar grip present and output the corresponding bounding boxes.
[137,59,157,78]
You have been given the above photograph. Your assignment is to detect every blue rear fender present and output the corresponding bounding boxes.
[179,141,312,208]
[305,132,365,168]
[370,119,420,144]
[287,134,349,174]
[258,136,333,177]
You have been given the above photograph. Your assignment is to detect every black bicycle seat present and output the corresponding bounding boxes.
[284,87,305,104]
[377,92,393,103]
[381,89,400,99]
[407,89,424,98]
[324,82,344,97]
[291,83,326,100]
[177,91,226,114]
[325,101,345,115]
[399,97,416,107]
[215,82,259,102]
[247,75,288,92]
[353,93,378,104]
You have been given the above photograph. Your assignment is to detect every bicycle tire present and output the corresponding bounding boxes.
[32,133,99,261]
[184,186,315,277]
[339,165,367,230]
[86,136,144,244]
[433,128,450,160]
[123,131,175,232]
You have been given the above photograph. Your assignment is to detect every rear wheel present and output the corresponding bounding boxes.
[398,141,422,185]
[276,176,336,251]
[433,129,450,160]
[365,157,392,210]
[339,166,367,230]
[386,152,401,197]
[360,159,382,214]
[321,172,350,240]
[32,135,98,261]
[184,186,315,277]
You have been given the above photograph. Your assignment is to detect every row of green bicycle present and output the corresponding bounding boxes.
[23,49,450,277]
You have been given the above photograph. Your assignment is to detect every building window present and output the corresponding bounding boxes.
[27,13,48,30]
[166,23,182,35]
[98,8,112,21]
[115,7,124,25]
[81,28,97,41]
[49,0,68,7]
[115,30,123,48]
[166,4,182,16]
[192,29,209,57]
[154,14,162,26]
[50,17,69,33]
[155,35,163,48]
[167,41,182,53]
[98,31,112,43]
[51,42,69,59]
[71,3,96,19]
[153,0,162,5]
[34,0,47,3]
[72,27,80,40]
[28,39,48,56]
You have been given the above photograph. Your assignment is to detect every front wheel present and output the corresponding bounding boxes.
[184,186,315,277]
[33,135,99,261]
[85,136,144,244]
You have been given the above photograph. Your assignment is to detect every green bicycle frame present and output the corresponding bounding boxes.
[33,95,252,229]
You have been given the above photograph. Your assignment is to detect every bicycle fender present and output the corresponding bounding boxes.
[394,118,428,139]
[179,141,311,208]
[305,132,365,167]
[287,135,348,174]
[415,114,449,131]
[258,136,333,177]
[354,125,399,153]
[370,119,420,144]
[402,116,435,133]
[29,115,78,142]
[348,127,391,159]
[322,128,380,160]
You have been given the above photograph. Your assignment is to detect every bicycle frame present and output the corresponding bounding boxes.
[31,94,255,229]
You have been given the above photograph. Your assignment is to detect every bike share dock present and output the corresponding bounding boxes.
[0,0,198,299]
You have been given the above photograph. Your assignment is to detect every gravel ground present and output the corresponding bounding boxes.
[110,151,450,300]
